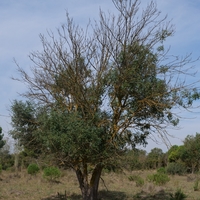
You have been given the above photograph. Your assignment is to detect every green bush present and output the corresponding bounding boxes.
[128,175,144,187]
[135,176,144,187]
[43,166,61,182]
[170,188,187,200]
[0,164,2,174]
[166,162,186,175]
[27,163,40,175]
[157,167,166,174]
[147,172,170,185]
[194,180,199,191]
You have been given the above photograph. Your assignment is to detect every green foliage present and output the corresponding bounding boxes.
[146,148,164,169]
[0,164,2,174]
[121,149,147,171]
[169,188,187,200]
[157,167,166,174]
[128,175,144,187]
[0,149,14,170]
[166,162,186,175]
[27,163,40,175]
[0,127,5,149]
[43,166,61,182]
[181,133,200,173]
[168,145,180,162]
[147,172,170,185]
[9,100,42,157]
[194,180,199,191]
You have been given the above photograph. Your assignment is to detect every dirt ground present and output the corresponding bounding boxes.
[0,169,200,199]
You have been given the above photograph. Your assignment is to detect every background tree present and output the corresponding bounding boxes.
[181,133,200,173]
[0,137,14,170]
[0,127,5,150]
[167,145,180,163]
[122,149,147,170]
[146,148,164,169]
[9,100,42,157]
[11,0,200,200]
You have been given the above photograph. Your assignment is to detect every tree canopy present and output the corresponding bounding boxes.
[10,0,200,199]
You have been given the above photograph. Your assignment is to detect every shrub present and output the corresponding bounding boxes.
[170,188,187,200]
[135,176,144,187]
[147,172,170,185]
[27,163,40,175]
[194,180,199,191]
[166,162,186,175]
[43,166,61,182]
[128,175,144,187]
[157,167,166,174]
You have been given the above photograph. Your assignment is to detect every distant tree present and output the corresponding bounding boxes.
[181,133,200,173]
[9,100,42,157]
[122,149,147,170]
[168,145,180,163]
[0,137,14,170]
[11,0,200,199]
[0,127,5,150]
[146,148,164,169]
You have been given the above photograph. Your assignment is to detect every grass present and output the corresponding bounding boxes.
[0,169,200,199]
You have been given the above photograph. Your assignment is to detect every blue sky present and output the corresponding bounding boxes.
[0,0,200,152]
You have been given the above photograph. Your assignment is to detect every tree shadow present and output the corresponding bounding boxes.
[98,190,127,200]
[41,189,172,200]
[134,189,171,200]
[41,190,126,200]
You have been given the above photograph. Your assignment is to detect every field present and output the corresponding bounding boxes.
[1,169,200,200]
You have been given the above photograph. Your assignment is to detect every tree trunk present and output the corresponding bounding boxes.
[76,163,103,200]
[14,153,19,172]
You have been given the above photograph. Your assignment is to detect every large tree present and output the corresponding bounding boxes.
[11,0,200,199]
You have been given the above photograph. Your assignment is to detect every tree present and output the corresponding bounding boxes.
[181,133,200,173]
[122,149,147,170]
[146,148,164,169]
[9,100,42,157]
[167,145,179,163]
[11,0,200,199]
[0,127,5,150]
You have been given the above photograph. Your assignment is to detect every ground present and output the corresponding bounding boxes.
[0,169,200,199]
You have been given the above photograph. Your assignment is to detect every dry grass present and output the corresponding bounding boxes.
[0,169,200,199]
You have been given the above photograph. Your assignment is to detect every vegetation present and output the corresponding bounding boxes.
[147,172,170,185]
[9,0,200,200]
[166,162,186,175]
[43,166,61,182]
[27,163,40,175]
[0,127,5,150]
[169,188,187,200]
[1,169,199,200]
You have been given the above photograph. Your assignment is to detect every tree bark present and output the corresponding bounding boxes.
[76,163,103,200]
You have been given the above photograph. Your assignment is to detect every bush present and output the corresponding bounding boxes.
[170,188,187,200]
[128,175,144,187]
[166,162,186,175]
[43,166,61,182]
[157,167,166,174]
[194,180,199,191]
[27,163,40,175]
[147,172,170,185]
[135,176,144,187]
[0,164,2,174]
